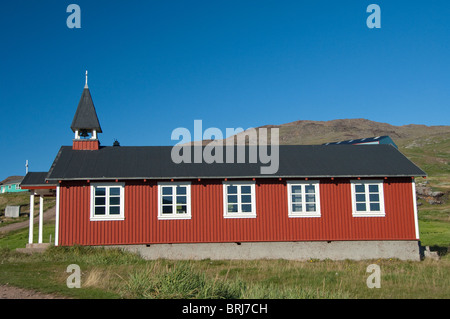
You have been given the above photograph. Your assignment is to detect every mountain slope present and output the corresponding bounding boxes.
[270,118,450,146]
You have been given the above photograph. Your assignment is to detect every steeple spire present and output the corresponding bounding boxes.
[71,71,102,150]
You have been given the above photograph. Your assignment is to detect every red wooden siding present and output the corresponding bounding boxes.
[57,178,417,246]
[72,139,99,150]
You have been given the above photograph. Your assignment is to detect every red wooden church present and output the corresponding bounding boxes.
[21,78,426,260]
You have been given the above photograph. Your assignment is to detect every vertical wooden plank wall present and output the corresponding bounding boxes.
[58,178,417,246]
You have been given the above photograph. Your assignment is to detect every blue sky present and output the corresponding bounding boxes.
[0,0,449,180]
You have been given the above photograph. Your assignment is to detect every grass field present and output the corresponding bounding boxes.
[0,245,449,299]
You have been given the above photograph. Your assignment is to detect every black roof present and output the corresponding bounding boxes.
[21,172,58,186]
[46,144,426,181]
[70,87,102,133]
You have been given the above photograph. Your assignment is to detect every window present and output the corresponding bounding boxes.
[351,180,385,217]
[223,181,256,218]
[90,183,125,220]
[158,182,191,220]
[287,181,321,217]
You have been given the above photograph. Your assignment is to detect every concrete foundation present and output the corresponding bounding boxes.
[112,240,421,261]
[16,243,51,254]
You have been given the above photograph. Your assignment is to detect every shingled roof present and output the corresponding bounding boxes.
[21,172,57,187]
[70,87,102,133]
[0,176,24,185]
[46,144,426,181]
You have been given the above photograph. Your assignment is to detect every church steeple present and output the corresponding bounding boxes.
[71,71,102,150]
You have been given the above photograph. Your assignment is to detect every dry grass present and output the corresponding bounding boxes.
[60,255,450,299]
[83,267,115,289]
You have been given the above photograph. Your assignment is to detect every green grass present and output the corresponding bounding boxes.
[120,261,244,299]
[0,246,448,299]
[416,197,450,248]
[0,222,55,250]
[419,220,450,247]
[0,247,132,299]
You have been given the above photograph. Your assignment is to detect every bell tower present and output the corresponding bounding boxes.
[71,71,102,150]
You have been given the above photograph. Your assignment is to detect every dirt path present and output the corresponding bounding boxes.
[0,284,68,299]
[0,206,56,234]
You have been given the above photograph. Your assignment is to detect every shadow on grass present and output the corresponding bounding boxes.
[419,241,449,259]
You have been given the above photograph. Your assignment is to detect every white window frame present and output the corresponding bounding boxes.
[223,181,256,218]
[287,180,321,218]
[350,180,385,217]
[157,182,192,220]
[90,183,125,221]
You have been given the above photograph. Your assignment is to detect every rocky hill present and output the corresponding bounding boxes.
[200,118,449,147]
[271,118,450,146]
